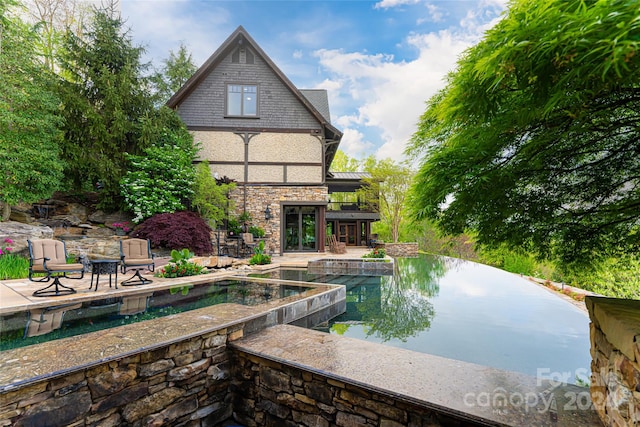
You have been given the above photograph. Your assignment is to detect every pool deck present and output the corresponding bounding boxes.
[0,248,370,315]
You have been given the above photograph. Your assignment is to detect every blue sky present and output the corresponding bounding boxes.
[121,0,507,161]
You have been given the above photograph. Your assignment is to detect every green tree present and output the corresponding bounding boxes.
[192,161,236,227]
[359,159,414,243]
[0,0,63,220]
[407,0,640,266]
[58,6,153,210]
[329,149,361,172]
[120,109,197,223]
[151,43,197,105]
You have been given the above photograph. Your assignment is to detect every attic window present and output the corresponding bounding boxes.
[227,84,258,117]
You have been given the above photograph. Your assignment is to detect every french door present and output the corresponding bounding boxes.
[284,206,318,251]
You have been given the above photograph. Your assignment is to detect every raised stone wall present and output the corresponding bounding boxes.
[307,258,393,275]
[586,297,640,426]
[0,327,240,427]
[384,242,419,257]
[229,185,328,255]
[230,350,464,427]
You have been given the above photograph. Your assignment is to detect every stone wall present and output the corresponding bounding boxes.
[308,258,393,276]
[586,296,640,427]
[230,350,473,427]
[0,327,242,427]
[229,185,328,255]
[384,242,419,257]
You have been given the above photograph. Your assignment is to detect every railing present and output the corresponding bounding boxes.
[327,202,378,212]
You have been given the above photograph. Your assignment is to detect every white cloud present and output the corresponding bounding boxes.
[292,50,303,59]
[314,30,471,161]
[374,0,421,10]
[312,3,505,162]
[418,3,445,23]
[339,128,375,159]
[121,1,231,68]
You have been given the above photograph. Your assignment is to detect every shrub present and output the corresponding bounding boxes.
[227,218,242,235]
[155,261,205,278]
[120,123,198,223]
[249,225,265,238]
[362,248,386,259]
[192,161,235,226]
[133,211,212,255]
[249,241,271,265]
[156,248,206,278]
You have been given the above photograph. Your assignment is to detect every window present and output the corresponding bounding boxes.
[227,84,257,117]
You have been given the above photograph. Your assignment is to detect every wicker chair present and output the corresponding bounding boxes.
[28,239,85,297]
[327,234,347,254]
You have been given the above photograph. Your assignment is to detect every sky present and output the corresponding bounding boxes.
[120,0,507,161]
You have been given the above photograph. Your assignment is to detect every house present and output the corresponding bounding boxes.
[167,26,379,255]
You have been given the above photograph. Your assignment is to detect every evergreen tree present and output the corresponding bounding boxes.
[0,0,64,220]
[58,6,153,210]
[151,43,197,105]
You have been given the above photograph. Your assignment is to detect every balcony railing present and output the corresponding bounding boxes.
[327,202,378,212]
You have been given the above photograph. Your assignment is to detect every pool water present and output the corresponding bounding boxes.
[0,280,311,351]
[259,256,591,384]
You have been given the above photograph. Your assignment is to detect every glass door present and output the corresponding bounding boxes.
[284,206,317,251]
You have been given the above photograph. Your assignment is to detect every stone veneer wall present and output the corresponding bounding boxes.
[0,326,243,427]
[384,242,419,257]
[229,185,328,255]
[586,296,640,427]
[230,350,472,427]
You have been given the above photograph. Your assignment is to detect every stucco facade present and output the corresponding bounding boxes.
[168,26,377,255]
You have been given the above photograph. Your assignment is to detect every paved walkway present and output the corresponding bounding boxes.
[0,247,371,315]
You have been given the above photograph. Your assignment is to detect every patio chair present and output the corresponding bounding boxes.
[241,233,259,257]
[120,238,155,286]
[327,234,347,254]
[28,239,85,297]
[221,234,239,257]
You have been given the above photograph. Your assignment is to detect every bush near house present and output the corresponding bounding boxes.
[133,211,212,255]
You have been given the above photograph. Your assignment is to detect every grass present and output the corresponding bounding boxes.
[0,254,30,280]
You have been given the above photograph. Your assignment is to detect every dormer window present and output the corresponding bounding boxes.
[226,84,258,117]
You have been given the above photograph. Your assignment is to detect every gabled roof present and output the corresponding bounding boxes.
[166,26,341,142]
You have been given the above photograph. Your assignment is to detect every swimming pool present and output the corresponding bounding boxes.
[256,255,591,384]
[0,279,313,351]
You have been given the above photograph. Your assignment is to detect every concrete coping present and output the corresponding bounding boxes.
[0,280,343,393]
[231,324,602,427]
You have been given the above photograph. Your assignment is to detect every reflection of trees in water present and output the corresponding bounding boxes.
[332,255,446,342]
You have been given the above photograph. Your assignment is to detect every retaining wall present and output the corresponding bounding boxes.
[384,242,419,257]
[586,296,640,426]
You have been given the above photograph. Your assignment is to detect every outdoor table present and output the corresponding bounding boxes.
[89,259,119,291]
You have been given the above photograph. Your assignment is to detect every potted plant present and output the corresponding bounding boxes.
[112,222,131,236]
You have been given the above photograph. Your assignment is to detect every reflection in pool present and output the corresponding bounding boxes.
[0,280,311,351]
[266,255,591,384]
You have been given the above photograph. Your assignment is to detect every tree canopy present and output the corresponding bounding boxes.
[0,0,64,220]
[407,0,640,265]
[58,6,153,210]
[151,43,197,105]
[359,159,414,243]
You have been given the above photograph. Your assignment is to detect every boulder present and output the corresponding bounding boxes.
[89,210,132,225]
[9,210,33,224]
[62,237,122,259]
[0,221,53,254]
